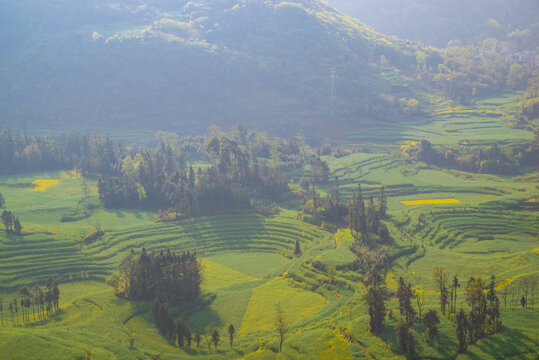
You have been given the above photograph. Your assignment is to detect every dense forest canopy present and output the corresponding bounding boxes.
[324,0,539,47]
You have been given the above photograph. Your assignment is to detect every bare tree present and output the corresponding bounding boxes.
[520,277,531,308]
[81,181,90,200]
[500,285,509,308]
[530,275,537,308]
[126,331,135,347]
[274,303,288,353]
[432,266,450,315]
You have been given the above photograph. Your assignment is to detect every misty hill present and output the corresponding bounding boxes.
[0,0,440,135]
[323,0,539,47]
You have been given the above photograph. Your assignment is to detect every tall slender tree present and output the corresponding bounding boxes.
[456,308,468,353]
[423,309,440,342]
[13,217,22,235]
[176,319,186,347]
[274,303,288,352]
[396,277,416,327]
[211,328,220,349]
[432,266,450,315]
[365,273,388,335]
[228,324,235,347]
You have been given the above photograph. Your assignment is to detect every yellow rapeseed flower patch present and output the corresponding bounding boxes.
[401,198,461,205]
[31,179,61,192]
[386,271,398,290]
[201,259,258,290]
[400,140,418,150]
[315,331,353,360]
[239,277,326,336]
[532,249,539,254]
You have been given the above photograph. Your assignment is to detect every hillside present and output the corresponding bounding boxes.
[0,0,440,135]
[323,0,539,47]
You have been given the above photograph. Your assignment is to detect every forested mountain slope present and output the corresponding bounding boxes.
[0,0,439,134]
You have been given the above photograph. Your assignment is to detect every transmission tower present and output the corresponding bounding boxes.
[329,67,337,115]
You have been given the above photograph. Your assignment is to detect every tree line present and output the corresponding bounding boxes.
[150,299,236,351]
[0,129,116,176]
[361,266,527,357]
[404,138,539,175]
[0,278,60,326]
[0,126,335,220]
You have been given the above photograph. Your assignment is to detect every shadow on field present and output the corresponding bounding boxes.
[466,327,538,359]
[179,211,280,254]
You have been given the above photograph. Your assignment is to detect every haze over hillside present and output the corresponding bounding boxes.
[0,0,443,135]
[323,0,539,47]
[0,1,538,360]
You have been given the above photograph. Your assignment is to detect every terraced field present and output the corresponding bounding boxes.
[344,93,532,148]
[1,93,538,359]
[0,205,325,290]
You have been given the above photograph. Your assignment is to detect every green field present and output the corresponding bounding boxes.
[1,94,538,359]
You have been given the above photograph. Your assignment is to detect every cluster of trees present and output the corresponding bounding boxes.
[406,138,539,174]
[394,277,421,359]
[516,71,539,128]
[363,266,519,357]
[108,248,202,304]
[364,273,389,336]
[302,182,389,244]
[301,182,390,279]
[346,184,389,245]
[0,279,60,326]
[0,193,4,207]
[505,276,537,309]
[98,134,289,216]
[429,267,503,353]
[1,210,22,235]
[150,299,235,350]
[455,276,502,353]
[374,94,422,120]
[420,38,536,103]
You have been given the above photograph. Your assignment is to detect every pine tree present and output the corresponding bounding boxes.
[294,239,302,256]
[13,217,22,235]
[211,328,220,349]
[228,324,235,347]
[396,277,415,327]
[365,273,388,335]
[423,309,440,341]
[451,276,460,313]
[334,176,340,204]
[185,328,192,348]
[158,305,170,333]
[456,308,468,353]
[408,331,418,360]
[194,330,202,348]
[357,184,367,240]
[378,186,387,218]
[396,318,409,354]
[176,319,186,346]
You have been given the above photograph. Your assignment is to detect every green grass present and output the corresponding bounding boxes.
[1,91,538,359]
